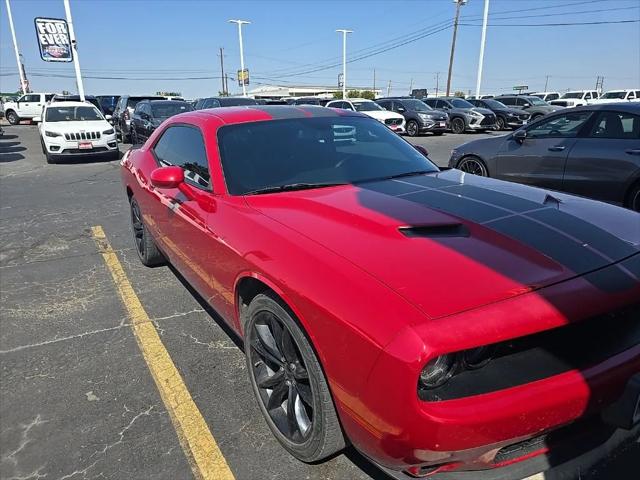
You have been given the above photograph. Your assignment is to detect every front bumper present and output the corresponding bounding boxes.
[419,118,449,132]
[339,262,640,476]
[467,116,496,130]
[44,135,118,158]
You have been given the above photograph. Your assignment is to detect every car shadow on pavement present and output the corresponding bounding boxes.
[0,137,26,162]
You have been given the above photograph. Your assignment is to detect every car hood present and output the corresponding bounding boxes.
[362,110,405,121]
[246,169,640,319]
[590,98,627,104]
[42,120,111,132]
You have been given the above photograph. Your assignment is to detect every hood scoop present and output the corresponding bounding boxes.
[399,223,470,238]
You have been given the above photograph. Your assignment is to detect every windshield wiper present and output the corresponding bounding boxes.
[244,182,348,195]
[354,170,435,184]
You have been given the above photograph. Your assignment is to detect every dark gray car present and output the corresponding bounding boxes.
[448,104,640,211]
[495,95,561,122]
[423,97,497,134]
[376,97,449,136]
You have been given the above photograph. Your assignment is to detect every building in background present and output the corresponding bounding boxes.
[247,84,381,99]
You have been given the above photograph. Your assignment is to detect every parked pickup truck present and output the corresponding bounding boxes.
[549,90,600,108]
[3,93,54,124]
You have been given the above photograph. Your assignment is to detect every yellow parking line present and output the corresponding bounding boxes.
[91,226,235,480]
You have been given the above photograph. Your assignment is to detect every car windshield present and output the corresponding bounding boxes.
[483,99,507,109]
[151,102,192,118]
[402,99,432,111]
[601,91,626,99]
[527,97,547,105]
[46,106,103,122]
[353,101,383,112]
[561,92,584,99]
[217,116,439,195]
[450,98,474,108]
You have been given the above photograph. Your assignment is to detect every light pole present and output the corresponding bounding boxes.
[336,29,353,99]
[5,0,27,94]
[446,0,466,97]
[229,19,250,96]
[63,0,85,101]
[474,0,490,99]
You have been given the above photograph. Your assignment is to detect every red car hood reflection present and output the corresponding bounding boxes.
[245,171,640,319]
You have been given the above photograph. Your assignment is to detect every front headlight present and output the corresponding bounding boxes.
[419,354,457,389]
[102,128,115,135]
[45,130,61,137]
[418,113,431,119]
[469,111,483,118]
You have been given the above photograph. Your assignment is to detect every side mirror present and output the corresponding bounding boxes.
[397,107,406,113]
[105,114,112,121]
[522,103,531,108]
[150,166,184,189]
[414,145,429,157]
[513,129,527,144]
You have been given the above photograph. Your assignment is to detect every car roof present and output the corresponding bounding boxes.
[45,101,97,108]
[140,99,187,104]
[52,94,97,100]
[568,103,640,113]
[184,105,365,124]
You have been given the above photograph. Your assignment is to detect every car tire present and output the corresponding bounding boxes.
[626,183,640,212]
[244,292,345,463]
[496,116,506,130]
[406,120,419,137]
[6,110,19,125]
[129,197,165,267]
[457,155,488,177]
[451,117,466,134]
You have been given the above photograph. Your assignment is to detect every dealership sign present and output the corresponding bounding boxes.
[237,69,249,86]
[35,17,73,62]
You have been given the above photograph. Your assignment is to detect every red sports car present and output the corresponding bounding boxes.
[121,105,640,479]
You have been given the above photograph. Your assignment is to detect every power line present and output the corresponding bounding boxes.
[461,19,640,27]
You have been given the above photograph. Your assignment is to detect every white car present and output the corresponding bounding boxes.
[38,101,119,164]
[591,89,640,104]
[3,92,54,124]
[531,91,561,102]
[326,98,406,133]
[549,90,600,108]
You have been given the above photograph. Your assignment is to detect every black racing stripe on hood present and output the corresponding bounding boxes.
[526,209,638,259]
[445,184,542,213]
[406,190,506,223]
[582,260,639,292]
[489,215,612,274]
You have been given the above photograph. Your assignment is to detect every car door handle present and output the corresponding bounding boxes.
[625,149,640,155]
[548,146,565,152]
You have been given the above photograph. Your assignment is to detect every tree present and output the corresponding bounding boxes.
[453,91,466,98]
[347,90,361,98]
[332,91,343,99]
[360,90,375,100]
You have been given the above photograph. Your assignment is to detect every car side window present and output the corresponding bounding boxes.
[115,97,126,112]
[153,125,211,189]
[25,94,40,102]
[589,111,640,140]
[377,100,390,110]
[526,111,592,139]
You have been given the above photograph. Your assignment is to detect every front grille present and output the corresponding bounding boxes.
[519,114,530,120]
[385,118,403,126]
[480,114,496,126]
[64,131,101,141]
[419,303,640,401]
[63,147,108,154]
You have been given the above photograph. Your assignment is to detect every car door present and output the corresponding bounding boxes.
[495,110,593,190]
[149,124,220,301]
[562,110,640,204]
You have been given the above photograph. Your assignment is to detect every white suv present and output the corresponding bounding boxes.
[39,101,119,164]
[549,90,599,108]
[531,91,561,102]
[3,92,54,124]
[325,98,406,133]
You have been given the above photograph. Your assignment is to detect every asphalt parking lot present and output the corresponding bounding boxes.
[1,124,637,480]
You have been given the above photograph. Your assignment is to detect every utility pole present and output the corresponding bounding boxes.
[229,19,250,96]
[218,47,226,95]
[409,77,413,95]
[446,0,466,97]
[387,80,392,97]
[5,0,27,94]
[474,0,490,99]
[336,29,353,99]
[544,75,550,91]
[373,68,376,95]
[63,0,85,101]
[595,75,604,93]
[435,72,440,97]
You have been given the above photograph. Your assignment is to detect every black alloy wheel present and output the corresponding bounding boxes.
[6,111,19,125]
[451,117,465,134]
[628,184,640,212]
[245,293,345,462]
[129,197,164,266]
[406,120,419,137]
[496,116,506,130]
[457,156,488,176]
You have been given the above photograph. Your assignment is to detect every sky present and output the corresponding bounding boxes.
[1,0,639,98]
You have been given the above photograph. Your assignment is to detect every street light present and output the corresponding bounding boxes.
[336,29,353,100]
[229,19,250,97]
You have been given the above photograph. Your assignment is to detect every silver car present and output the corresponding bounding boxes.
[449,104,640,211]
